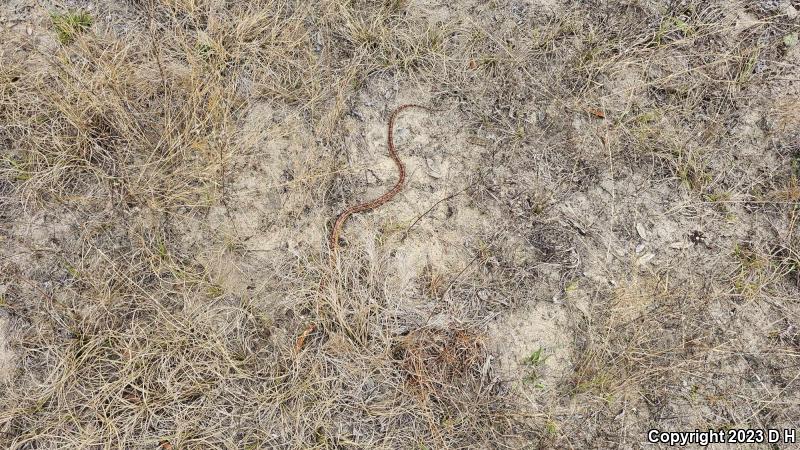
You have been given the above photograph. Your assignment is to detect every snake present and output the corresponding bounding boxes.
[328,103,431,255]
[295,104,431,353]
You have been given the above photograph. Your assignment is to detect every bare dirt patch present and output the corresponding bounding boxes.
[2,0,799,448]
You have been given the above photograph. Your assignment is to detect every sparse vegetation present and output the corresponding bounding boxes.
[1,0,799,448]
[521,347,548,387]
[51,11,93,44]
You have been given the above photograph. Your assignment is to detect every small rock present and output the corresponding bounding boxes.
[26,23,32,35]
[635,243,646,254]
[637,253,655,266]
[636,223,648,241]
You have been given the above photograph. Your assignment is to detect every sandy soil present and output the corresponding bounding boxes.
[2,0,799,448]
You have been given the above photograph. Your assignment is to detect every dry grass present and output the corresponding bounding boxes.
[0,1,519,447]
[1,0,799,448]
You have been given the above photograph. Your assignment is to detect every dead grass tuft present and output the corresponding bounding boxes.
[2,0,800,447]
[394,325,486,399]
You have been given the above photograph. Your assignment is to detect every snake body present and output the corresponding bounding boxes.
[297,104,430,353]
[328,104,430,253]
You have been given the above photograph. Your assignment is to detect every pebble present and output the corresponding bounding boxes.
[636,222,648,241]
[637,253,655,266]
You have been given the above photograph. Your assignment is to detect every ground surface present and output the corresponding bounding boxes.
[1,0,799,448]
